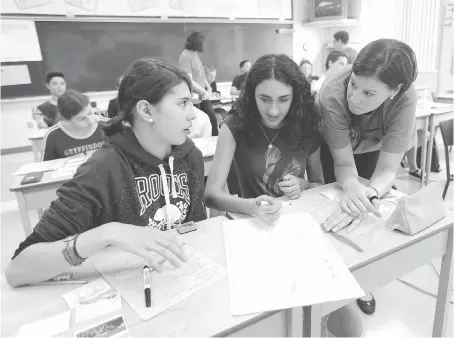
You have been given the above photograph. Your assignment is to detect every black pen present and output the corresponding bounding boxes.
[143,265,151,308]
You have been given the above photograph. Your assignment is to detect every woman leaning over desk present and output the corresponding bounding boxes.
[319,39,418,314]
[205,54,324,224]
[6,58,207,288]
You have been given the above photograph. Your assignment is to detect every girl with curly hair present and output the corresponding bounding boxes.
[205,54,324,224]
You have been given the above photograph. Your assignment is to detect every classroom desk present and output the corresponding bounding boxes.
[10,137,218,237]
[416,102,454,187]
[27,128,48,162]
[1,216,303,337]
[293,185,453,337]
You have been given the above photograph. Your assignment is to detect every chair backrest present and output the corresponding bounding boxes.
[439,119,454,147]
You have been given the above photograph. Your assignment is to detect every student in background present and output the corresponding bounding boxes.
[333,31,358,64]
[178,32,218,136]
[34,70,66,128]
[205,65,220,95]
[311,50,348,94]
[107,75,122,118]
[6,58,206,288]
[319,39,418,315]
[205,54,324,224]
[230,60,252,95]
[299,59,313,84]
[42,89,105,161]
[188,106,212,139]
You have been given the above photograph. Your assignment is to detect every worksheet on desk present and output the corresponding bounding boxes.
[94,246,226,321]
[222,213,365,316]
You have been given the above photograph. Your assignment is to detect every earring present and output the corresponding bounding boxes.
[390,96,394,100]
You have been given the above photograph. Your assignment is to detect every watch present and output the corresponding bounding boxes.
[62,234,86,267]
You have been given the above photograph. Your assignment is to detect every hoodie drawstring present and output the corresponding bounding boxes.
[169,156,177,198]
[158,163,172,227]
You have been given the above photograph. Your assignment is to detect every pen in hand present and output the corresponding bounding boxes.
[143,265,151,308]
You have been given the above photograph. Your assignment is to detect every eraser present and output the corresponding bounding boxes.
[177,221,197,234]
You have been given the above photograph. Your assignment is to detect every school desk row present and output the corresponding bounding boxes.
[2,184,453,337]
[10,136,218,237]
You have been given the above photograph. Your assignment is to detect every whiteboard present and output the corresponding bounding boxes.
[0,0,292,19]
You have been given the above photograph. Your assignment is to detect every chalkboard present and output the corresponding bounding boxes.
[1,21,293,99]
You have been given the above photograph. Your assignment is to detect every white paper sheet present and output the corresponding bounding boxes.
[223,213,365,315]
[75,291,122,324]
[0,20,42,62]
[62,279,112,309]
[13,158,67,176]
[127,0,156,12]
[16,311,71,338]
[94,246,226,320]
[1,65,31,86]
[193,136,217,157]
[169,0,195,13]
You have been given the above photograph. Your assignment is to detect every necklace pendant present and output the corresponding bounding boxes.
[268,144,273,149]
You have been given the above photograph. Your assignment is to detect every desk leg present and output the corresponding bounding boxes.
[420,117,429,188]
[37,208,44,219]
[31,140,40,162]
[433,227,453,337]
[286,307,303,337]
[303,305,321,337]
[425,114,435,186]
[15,192,32,236]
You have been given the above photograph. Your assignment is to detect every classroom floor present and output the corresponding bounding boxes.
[1,132,453,337]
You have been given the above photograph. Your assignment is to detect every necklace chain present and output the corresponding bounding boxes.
[259,124,280,149]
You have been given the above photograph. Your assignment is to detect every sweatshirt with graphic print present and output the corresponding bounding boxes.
[12,128,206,259]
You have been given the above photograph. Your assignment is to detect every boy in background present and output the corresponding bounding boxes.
[205,65,220,95]
[230,60,252,95]
[42,89,105,161]
[107,75,122,118]
[333,31,358,64]
[34,70,66,128]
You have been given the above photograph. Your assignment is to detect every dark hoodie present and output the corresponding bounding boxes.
[12,128,206,259]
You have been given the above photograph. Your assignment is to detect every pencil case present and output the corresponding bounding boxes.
[385,182,445,235]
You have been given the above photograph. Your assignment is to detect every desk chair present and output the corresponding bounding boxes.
[438,119,453,199]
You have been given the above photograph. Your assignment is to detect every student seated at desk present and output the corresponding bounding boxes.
[319,39,418,315]
[205,65,220,95]
[42,89,105,161]
[34,70,67,128]
[5,58,206,288]
[205,54,324,224]
[230,60,252,96]
[188,106,212,138]
[311,50,348,95]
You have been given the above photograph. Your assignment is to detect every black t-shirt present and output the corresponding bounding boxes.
[42,123,105,161]
[231,73,247,90]
[37,101,60,127]
[224,114,320,198]
[210,81,219,94]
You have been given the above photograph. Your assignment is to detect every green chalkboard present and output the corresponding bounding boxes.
[1,21,293,99]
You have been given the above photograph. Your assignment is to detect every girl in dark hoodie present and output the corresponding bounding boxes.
[6,58,207,288]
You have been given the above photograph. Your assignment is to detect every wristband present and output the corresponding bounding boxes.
[62,234,86,267]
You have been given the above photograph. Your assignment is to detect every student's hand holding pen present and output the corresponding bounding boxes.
[278,174,304,200]
[104,222,187,272]
[252,195,282,225]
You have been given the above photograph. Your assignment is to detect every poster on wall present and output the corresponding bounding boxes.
[14,0,50,10]
[1,65,32,86]
[0,20,43,62]
[127,0,157,12]
[64,0,98,12]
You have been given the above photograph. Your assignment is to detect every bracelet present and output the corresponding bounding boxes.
[62,235,86,267]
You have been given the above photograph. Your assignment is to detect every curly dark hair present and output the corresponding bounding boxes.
[234,54,320,150]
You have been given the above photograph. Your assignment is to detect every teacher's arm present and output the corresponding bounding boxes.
[178,56,208,97]
[369,97,417,197]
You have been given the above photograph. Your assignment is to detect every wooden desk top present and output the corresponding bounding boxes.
[416,102,454,118]
[3,184,453,337]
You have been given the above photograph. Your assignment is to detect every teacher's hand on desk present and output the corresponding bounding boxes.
[341,178,381,217]
[322,209,363,233]
[251,196,282,225]
[104,222,187,272]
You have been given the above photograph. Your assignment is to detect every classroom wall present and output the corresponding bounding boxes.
[438,0,454,94]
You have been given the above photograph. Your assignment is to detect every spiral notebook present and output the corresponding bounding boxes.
[222,213,365,315]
